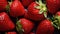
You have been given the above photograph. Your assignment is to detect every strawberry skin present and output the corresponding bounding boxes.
[21,0,35,8]
[10,0,25,17]
[16,18,34,34]
[46,0,60,14]
[28,2,45,21]
[0,0,8,12]
[6,32,17,34]
[0,12,15,31]
[36,19,54,34]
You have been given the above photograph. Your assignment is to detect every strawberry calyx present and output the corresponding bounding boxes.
[16,20,24,34]
[6,1,12,13]
[35,0,47,18]
[52,15,60,30]
[6,4,10,13]
[8,1,12,6]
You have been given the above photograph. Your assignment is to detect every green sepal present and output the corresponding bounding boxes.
[39,3,47,14]
[44,12,47,18]
[6,4,10,13]
[8,2,12,6]
[6,1,12,13]
[35,0,47,18]
[52,16,60,30]
[47,14,60,30]
[16,20,24,34]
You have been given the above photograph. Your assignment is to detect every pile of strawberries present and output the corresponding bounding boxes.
[0,0,60,34]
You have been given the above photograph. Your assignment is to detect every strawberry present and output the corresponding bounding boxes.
[36,19,54,34]
[6,32,17,34]
[0,12,15,31]
[21,0,35,8]
[16,18,34,34]
[0,0,8,12]
[46,0,60,14]
[27,0,47,21]
[10,0,25,17]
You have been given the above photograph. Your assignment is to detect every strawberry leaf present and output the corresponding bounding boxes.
[52,16,60,30]
[6,5,10,13]
[16,20,24,34]
[44,12,47,18]
[35,0,47,15]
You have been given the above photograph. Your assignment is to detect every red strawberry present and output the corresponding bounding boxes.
[0,0,8,12]
[27,0,47,21]
[46,0,60,14]
[0,12,15,31]
[10,0,25,17]
[6,32,17,34]
[21,0,35,8]
[16,18,34,34]
[36,19,54,34]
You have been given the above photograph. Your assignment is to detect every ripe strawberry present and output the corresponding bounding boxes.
[0,12,15,31]
[27,0,47,21]
[0,0,8,12]
[21,0,35,8]
[46,0,60,14]
[36,19,54,34]
[6,32,17,34]
[10,0,25,17]
[16,18,34,34]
